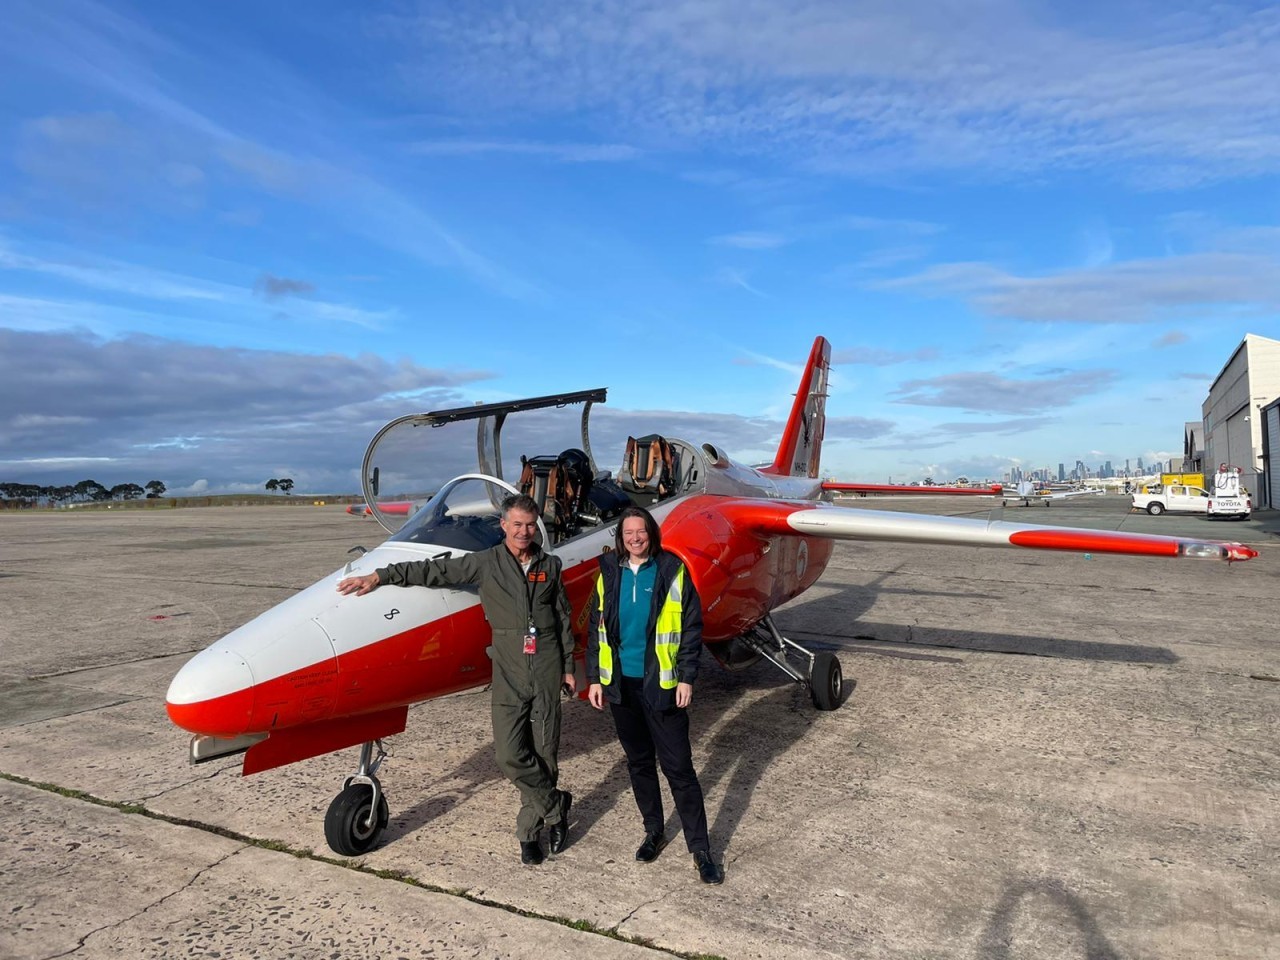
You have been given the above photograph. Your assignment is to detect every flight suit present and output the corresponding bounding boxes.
[377,543,575,842]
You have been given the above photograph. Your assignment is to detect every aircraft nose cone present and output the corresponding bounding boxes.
[166,648,256,737]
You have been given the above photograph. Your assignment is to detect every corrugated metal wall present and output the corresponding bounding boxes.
[1267,403,1280,510]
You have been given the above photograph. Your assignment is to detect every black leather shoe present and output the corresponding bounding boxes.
[635,831,666,863]
[520,840,544,865]
[548,792,572,854]
[693,849,724,884]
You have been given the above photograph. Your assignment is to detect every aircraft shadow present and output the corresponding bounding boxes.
[785,623,1178,666]
[773,570,1172,670]
[777,564,1176,665]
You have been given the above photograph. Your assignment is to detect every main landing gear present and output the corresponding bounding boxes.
[739,615,844,711]
[324,739,390,856]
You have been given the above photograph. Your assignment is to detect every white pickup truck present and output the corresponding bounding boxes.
[1132,483,1210,516]
[1205,465,1252,519]
[1131,470,1251,519]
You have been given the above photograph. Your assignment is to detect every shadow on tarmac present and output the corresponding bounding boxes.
[378,671,833,855]
[978,877,1121,960]
[792,625,1178,666]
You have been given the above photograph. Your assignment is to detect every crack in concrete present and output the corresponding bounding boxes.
[39,846,247,959]
[134,761,236,803]
[8,775,714,960]
[614,889,670,931]
[36,652,205,681]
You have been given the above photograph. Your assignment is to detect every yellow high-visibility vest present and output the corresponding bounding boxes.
[596,565,685,689]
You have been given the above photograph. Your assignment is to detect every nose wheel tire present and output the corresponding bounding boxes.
[324,782,389,856]
[809,651,843,711]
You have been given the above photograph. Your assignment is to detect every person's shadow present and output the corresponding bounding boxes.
[978,877,1122,959]
[693,675,843,853]
[381,689,632,846]
[381,668,836,855]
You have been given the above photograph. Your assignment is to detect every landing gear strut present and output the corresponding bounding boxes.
[324,739,389,856]
[739,615,844,710]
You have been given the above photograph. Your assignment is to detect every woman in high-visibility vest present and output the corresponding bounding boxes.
[586,506,724,884]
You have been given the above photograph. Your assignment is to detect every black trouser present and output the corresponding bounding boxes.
[610,676,709,853]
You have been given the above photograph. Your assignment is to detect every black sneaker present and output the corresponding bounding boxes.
[693,849,724,884]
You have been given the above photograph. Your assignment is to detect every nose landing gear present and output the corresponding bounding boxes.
[738,615,844,711]
[324,739,390,856]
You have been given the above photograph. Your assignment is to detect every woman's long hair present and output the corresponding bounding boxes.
[614,506,663,557]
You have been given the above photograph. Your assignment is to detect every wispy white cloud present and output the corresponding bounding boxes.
[893,369,1117,413]
[382,0,1280,184]
[709,232,790,249]
[410,139,639,162]
[0,239,238,304]
[0,241,397,331]
[879,253,1280,323]
[833,345,938,366]
[714,267,769,298]
[3,3,538,301]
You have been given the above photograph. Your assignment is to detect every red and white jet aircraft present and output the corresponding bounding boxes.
[166,336,1258,855]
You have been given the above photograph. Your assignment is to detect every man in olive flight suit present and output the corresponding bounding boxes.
[336,494,576,865]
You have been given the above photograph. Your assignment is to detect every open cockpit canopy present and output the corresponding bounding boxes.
[361,387,710,542]
[362,389,606,535]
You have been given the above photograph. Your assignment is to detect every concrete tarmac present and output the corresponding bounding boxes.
[1,499,1277,960]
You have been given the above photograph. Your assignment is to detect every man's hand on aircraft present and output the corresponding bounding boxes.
[676,682,693,708]
[336,573,381,596]
[587,683,604,710]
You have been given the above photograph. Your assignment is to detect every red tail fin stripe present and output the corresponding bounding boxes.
[764,336,829,477]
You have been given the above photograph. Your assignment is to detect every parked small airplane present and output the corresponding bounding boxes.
[165,336,1258,855]
[1001,480,1103,507]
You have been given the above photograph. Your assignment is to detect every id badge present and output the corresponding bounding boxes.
[523,623,537,655]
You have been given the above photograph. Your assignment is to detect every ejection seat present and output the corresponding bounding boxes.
[617,434,677,506]
[518,448,596,542]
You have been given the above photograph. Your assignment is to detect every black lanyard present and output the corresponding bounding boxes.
[511,549,538,629]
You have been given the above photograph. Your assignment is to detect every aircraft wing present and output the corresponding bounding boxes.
[824,482,1002,496]
[1044,488,1102,501]
[717,499,1258,562]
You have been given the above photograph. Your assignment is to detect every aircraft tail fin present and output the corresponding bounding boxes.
[763,336,830,478]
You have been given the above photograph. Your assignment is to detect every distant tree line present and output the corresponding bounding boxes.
[0,479,167,505]
[265,478,295,494]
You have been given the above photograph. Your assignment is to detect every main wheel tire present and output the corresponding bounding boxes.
[1147,502,1164,515]
[810,651,843,711]
[324,783,389,856]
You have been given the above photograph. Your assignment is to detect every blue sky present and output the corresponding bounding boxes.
[3,0,1279,495]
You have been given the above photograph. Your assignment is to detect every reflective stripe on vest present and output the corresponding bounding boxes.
[653,566,684,689]
[595,563,686,690]
[595,576,613,685]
